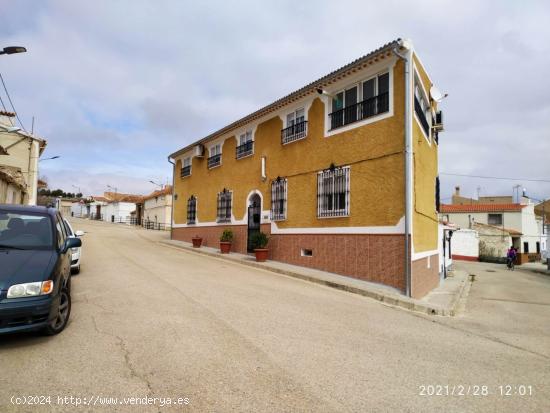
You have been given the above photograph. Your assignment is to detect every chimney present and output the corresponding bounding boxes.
[455,186,460,196]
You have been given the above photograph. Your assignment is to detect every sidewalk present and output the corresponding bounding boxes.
[159,238,469,316]
[518,261,550,276]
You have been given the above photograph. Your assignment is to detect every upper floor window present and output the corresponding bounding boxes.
[329,72,389,130]
[414,79,432,138]
[208,144,222,169]
[216,189,232,223]
[271,177,287,221]
[187,195,197,224]
[317,166,350,218]
[181,157,192,177]
[488,213,503,226]
[281,108,307,144]
[236,130,254,159]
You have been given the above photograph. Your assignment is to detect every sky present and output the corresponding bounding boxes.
[1,0,549,201]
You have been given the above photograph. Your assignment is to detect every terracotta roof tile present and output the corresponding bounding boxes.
[142,185,172,201]
[440,203,526,213]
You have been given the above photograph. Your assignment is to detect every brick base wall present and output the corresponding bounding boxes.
[452,254,479,262]
[173,226,407,292]
[411,254,439,299]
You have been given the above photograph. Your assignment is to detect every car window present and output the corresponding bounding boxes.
[0,210,54,250]
[63,219,74,237]
[55,215,66,249]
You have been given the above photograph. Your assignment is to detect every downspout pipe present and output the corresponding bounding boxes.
[393,39,413,297]
[168,156,176,240]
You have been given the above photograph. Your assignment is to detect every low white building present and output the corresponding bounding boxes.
[142,186,172,229]
[450,228,479,262]
[87,192,142,223]
[440,198,544,263]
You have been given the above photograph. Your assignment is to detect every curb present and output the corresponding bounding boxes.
[159,239,455,316]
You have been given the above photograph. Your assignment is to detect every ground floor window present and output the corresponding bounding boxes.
[523,242,529,253]
[217,189,232,223]
[187,195,196,224]
[317,166,350,218]
[271,177,287,221]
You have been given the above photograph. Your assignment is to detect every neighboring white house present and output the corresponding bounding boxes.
[0,110,47,205]
[87,192,142,223]
[440,197,544,262]
[451,229,479,261]
[142,186,172,229]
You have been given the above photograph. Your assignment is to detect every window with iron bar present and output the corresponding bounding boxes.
[317,166,350,218]
[271,178,287,221]
[187,195,197,224]
[217,190,232,223]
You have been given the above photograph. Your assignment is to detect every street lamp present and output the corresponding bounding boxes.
[72,185,81,195]
[0,46,27,56]
[149,180,163,189]
[107,184,118,194]
[39,156,60,162]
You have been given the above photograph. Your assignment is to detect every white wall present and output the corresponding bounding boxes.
[452,229,479,259]
[143,194,172,226]
[103,202,136,222]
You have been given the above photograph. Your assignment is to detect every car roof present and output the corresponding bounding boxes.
[0,204,57,217]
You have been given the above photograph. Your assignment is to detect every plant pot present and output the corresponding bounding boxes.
[254,248,269,262]
[192,237,202,248]
[220,241,232,254]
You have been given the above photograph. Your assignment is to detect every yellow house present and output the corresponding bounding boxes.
[168,39,444,298]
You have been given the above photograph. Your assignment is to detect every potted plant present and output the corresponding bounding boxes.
[250,232,269,262]
[191,235,202,248]
[219,229,233,254]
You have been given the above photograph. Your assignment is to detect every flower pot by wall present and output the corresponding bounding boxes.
[192,237,202,248]
[220,241,232,254]
[254,248,268,262]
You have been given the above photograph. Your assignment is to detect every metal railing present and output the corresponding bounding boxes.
[329,92,389,130]
[281,120,308,144]
[207,153,221,169]
[236,140,254,159]
[414,96,430,136]
[181,165,191,177]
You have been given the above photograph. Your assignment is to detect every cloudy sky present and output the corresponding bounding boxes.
[1,0,549,201]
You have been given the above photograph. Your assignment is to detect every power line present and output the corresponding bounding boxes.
[0,72,27,132]
[440,172,550,183]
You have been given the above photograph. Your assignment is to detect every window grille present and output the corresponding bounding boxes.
[271,178,287,220]
[187,195,197,224]
[217,189,232,223]
[317,166,350,217]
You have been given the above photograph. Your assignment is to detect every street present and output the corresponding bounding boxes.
[1,219,549,412]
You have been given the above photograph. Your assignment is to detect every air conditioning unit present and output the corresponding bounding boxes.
[194,144,205,157]
[433,111,444,131]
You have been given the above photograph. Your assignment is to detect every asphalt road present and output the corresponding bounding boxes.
[1,219,549,412]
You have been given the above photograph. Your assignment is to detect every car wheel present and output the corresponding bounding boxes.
[43,286,71,335]
[71,265,80,275]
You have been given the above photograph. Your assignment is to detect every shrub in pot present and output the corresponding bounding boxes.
[250,232,269,262]
[219,229,233,254]
[191,235,202,248]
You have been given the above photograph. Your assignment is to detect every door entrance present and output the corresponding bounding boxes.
[247,194,261,252]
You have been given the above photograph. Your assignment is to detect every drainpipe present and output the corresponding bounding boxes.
[168,156,175,240]
[393,38,413,297]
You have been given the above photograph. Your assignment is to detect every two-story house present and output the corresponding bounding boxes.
[0,110,47,205]
[142,185,172,230]
[168,39,444,298]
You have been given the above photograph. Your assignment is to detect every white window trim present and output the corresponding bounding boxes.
[236,129,255,160]
[317,166,351,219]
[208,143,222,169]
[216,190,233,223]
[413,65,432,145]
[270,178,288,221]
[322,60,396,138]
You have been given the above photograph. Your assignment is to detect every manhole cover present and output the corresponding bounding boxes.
[486,269,496,272]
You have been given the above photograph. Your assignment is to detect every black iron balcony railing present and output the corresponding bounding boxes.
[281,120,308,144]
[329,92,389,130]
[181,165,191,177]
[236,140,254,159]
[414,96,430,136]
[207,153,221,169]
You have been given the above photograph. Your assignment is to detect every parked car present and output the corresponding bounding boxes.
[62,218,84,274]
[0,204,81,335]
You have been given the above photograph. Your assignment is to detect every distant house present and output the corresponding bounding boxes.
[440,200,544,264]
[88,192,143,223]
[0,110,47,205]
[141,186,172,230]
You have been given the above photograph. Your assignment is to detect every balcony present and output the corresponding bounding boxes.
[329,92,389,130]
[207,153,221,169]
[235,140,254,159]
[181,165,191,177]
[281,120,308,144]
[414,96,430,136]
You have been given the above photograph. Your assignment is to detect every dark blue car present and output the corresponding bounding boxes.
[0,204,81,335]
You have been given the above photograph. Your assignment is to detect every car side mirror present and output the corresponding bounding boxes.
[63,237,82,253]
[75,230,85,237]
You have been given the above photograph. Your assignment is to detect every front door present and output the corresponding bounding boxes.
[247,194,261,252]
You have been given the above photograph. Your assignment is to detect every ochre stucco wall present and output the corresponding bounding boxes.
[412,53,439,253]
[173,59,407,229]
